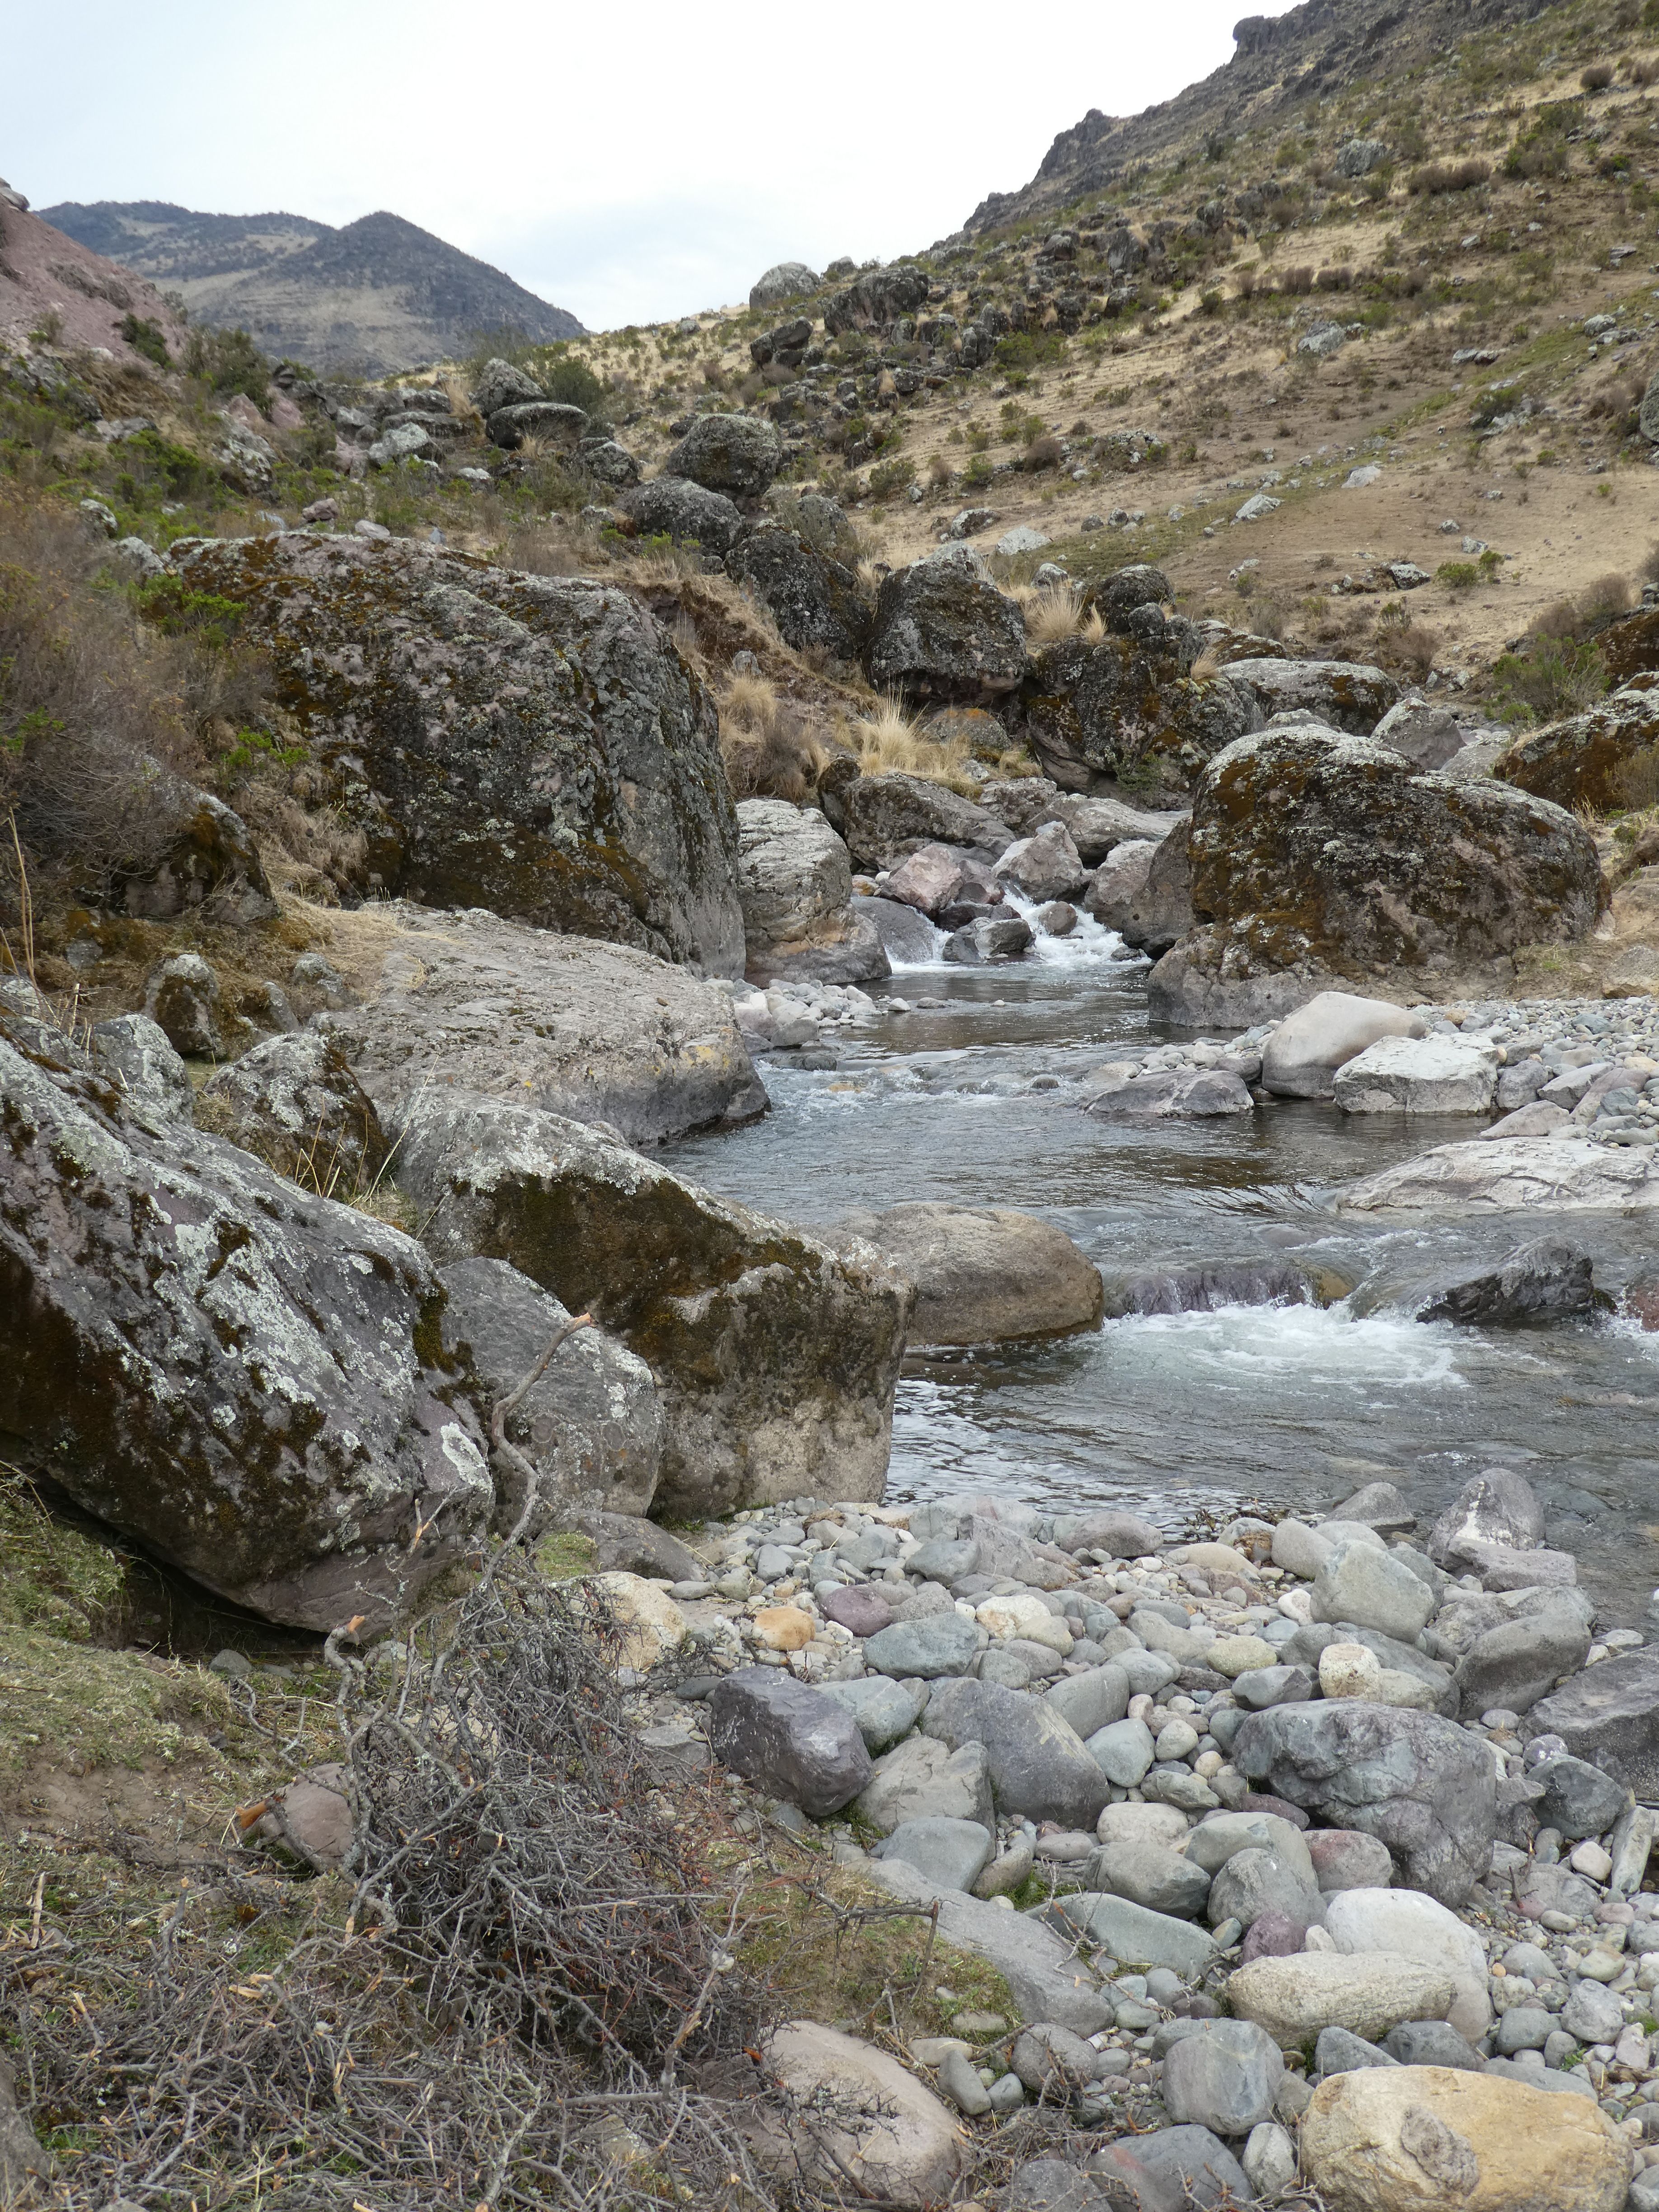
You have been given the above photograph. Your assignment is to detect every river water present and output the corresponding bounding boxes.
[670,923,1659,1622]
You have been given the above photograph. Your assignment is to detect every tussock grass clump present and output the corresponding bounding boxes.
[1408,157,1492,194]
[720,671,826,801]
[1017,584,1106,644]
[838,694,979,791]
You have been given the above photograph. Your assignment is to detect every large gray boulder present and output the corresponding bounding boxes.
[0,1019,491,1631]
[735,799,889,985]
[1148,727,1607,1024]
[663,413,783,500]
[726,525,872,661]
[1261,992,1428,1100]
[175,534,745,973]
[866,547,1029,704]
[1429,1468,1546,1568]
[1220,658,1398,732]
[1453,1594,1593,1718]
[1114,824,1194,955]
[618,475,747,553]
[88,1013,191,1129]
[1233,1700,1495,1906]
[750,261,820,309]
[438,1256,661,1526]
[113,772,276,927]
[469,357,543,416]
[839,773,1014,873]
[1021,630,1258,796]
[708,1670,872,1817]
[318,904,767,1148]
[198,1031,389,1191]
[921,1677,1110,1826]
[1162,2020,1284,2136]
[486,400,588,450]
[855,1735,995,1833]
[1529,1650,1659,1798]
[389,1087,911,1518]
[829,1201,1104,1345]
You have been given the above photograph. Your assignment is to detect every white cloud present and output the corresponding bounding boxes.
[5,0,1297,332]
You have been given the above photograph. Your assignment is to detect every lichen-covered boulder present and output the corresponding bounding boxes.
[173,534,744,973]
[1148,728,1607,1024]
[839,772,1014,873]
[0,1018,492,1630]
[1496,686,1659,813]
[116,773,276,925]
[618,475,747,553]
[866,547,1029,703]
[735,799,889,985]
[199,1031,390,1191]
[470,358,544,416]
[439,1255,661,1526]
[1022,633,1260,795]
[1220,657,1399,734]
[389,1087,913,1518]
[725,525,872,661]
[318,904,767,1147]
[663,413,783,500]
[749,261,820,310]
[485,400,588,450]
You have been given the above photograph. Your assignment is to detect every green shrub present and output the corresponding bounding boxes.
[868,455,917,500]
[117,314,170,368]
[1488,637,1609,723]
[1437,560,1480,590]
[994,331,1069,374]
[183,325,271,404]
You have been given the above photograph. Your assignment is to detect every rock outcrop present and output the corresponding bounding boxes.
[317,904,767,1147]
[1148,727,1607,1024]
[1022,635,1260,795]
[0,1017,492,1630]
[173,533,745,973]
[389,1088,912,1518]
[725,525,872,661]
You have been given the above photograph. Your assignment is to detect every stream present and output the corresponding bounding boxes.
[669,923,1659,1623]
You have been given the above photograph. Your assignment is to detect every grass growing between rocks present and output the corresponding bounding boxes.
[730,1859,1017,2042]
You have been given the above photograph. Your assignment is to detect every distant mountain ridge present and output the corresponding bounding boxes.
[36,200,582,375]
[961,0,1546,233]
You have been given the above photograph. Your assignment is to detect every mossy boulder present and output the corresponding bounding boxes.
[0,1016,492,1631]
[1496,685,1659,813]
[389,1087,913,1519]
[1021,633,1260,795]
[663,413,784,500]
[866,547,1029,704]
[198,1031,390,1192]
[173,534,745,975]
[1147,728,1607,1023]
[725,524,872,661]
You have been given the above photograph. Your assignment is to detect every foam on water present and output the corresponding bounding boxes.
[1104,1297,1468,1392]
[881,892,1136,974]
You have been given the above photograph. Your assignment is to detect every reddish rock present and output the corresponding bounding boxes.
[820,1584,895,1637]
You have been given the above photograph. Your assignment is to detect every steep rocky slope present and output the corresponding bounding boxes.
[37,201,583,372]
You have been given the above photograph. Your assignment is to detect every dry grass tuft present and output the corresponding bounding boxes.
[837,695,978,791]
[719,672,826,802]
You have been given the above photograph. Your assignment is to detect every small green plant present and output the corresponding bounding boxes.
[1488,637,1610,723]
[135,576,246,651]
[183,325,271,404]
[868,455,917,501]
[994,331,1069,374]
[117,314,170,368]
[1438,560,1481,590]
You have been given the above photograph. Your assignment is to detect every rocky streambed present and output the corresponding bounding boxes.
[675,939,1659,1626]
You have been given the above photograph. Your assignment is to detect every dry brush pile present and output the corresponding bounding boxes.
[2,1554,789,2212]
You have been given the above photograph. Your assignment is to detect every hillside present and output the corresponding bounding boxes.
[37,200,583,373]
[960,0,1550,233]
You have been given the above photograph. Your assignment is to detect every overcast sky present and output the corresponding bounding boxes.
[6,0,1293,333]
